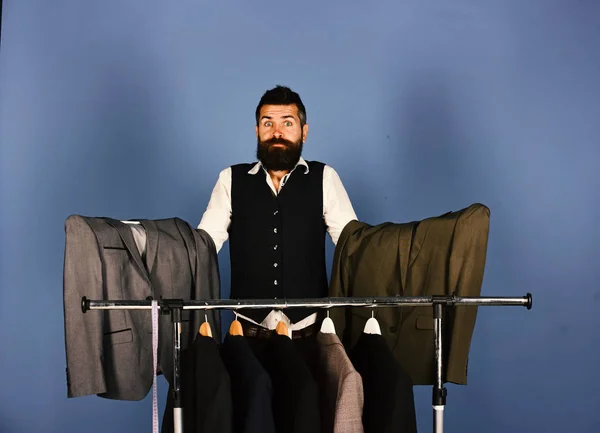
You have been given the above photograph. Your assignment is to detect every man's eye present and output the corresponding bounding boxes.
[264,122,272,127]
[285,121,292,126]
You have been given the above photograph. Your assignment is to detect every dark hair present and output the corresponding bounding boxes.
[255,85,307,127]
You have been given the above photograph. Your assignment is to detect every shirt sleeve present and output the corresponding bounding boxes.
[323,165,358,245]
[197,167,232,253]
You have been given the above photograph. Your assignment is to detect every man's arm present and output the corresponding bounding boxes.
[197,168,232,253]
[323,166,358,245]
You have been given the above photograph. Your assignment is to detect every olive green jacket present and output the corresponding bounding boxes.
[329,203,490,385]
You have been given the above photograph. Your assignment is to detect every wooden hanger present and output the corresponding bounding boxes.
[363,310,381,335]
[199,314,212,337]
[229,313,244,336]
[275,321,289,337]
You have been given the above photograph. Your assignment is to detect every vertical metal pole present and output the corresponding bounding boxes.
[433,302,446,433]
[172,307,183,433]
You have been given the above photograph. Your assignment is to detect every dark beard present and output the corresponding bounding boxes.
[256,136,303,171]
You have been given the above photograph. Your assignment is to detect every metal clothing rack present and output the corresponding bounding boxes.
[81,293,533,433]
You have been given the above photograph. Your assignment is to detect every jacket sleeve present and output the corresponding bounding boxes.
[328,220,367,343]
[192,227,222,342]
[63,215,106,397]
[328,221,353,341]
[335,370,365,433]
[446,203,490,384]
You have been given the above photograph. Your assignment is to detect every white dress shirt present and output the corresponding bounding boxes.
[198,157,358,333]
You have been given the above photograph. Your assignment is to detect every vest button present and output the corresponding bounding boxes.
[273,210,279,215]
[274,263,278,268]
[273,228,278,233]
[273,245,278,250]
[274,280,278,285]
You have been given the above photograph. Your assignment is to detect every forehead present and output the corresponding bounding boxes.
[259,104,299,120]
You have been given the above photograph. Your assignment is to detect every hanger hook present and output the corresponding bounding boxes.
[371,309,374,319]
[327,309,330,318]
[205,313,208,323]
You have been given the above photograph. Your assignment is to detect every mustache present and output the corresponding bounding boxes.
[260,137,297,149]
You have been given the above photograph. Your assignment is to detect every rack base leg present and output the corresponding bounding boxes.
[432,301,446,433]
[433,405,444,433]
[173,408,183,433]
[169,302,184,433]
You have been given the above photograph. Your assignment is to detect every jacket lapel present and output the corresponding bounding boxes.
[397,224,415,295]
[138,220,158,276]
[174,218,197,276]
[408,218,433,268]
[104,218,151,284]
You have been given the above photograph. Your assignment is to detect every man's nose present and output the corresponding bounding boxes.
[272,129,283,138]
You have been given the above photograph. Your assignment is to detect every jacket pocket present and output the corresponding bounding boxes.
[104,328,133,345]
[416,314,434,330]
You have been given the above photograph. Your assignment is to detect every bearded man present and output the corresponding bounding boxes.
[198,85,357,349]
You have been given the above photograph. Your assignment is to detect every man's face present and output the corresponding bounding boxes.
[256,104,309,171]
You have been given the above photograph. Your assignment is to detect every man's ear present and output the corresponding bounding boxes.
[302,123,309,142]
[255,125,259,138]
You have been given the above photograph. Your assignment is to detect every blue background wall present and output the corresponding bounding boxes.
[1,1,599,432]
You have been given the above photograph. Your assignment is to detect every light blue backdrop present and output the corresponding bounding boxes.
[1,1,599,432]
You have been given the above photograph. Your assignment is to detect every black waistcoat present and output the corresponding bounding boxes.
[229,161,328,323]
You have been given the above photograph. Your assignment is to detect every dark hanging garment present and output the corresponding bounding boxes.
[161,335,232,433]
[262,334,321,433]
[220,334,276,433]
[350,333,417,433]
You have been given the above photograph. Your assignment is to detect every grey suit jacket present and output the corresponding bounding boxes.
[316,331,364,433]
[63,215,221,400]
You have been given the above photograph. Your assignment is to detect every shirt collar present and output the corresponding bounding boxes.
[248,157,309,175]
